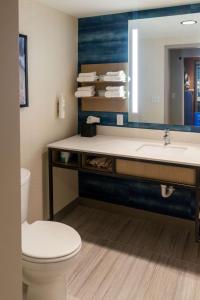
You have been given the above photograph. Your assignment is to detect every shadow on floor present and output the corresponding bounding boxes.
[62,204,200,275]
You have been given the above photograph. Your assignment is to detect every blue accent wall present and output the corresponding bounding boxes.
[79,4,200,65]
[78,4,200,219]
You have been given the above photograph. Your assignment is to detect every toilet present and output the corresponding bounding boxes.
[21,168,82,300]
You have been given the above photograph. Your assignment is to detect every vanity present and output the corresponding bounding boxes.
[56,10,200,242]
[48,134,200,242]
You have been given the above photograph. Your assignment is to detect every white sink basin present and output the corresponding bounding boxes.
[136,144,188,156]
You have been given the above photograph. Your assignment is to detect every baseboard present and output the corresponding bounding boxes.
[54,198,80,221]
[79,197,194,229]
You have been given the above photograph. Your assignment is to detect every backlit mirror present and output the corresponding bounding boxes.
[128,13,200,126]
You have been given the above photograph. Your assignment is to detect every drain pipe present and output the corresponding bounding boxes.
[161,184,175,198]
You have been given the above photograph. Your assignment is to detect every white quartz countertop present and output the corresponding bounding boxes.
[48,134,200,167]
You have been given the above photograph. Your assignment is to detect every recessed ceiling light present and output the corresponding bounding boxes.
[181,20,197,25]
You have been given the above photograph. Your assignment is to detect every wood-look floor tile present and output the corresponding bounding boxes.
[181,229,200,264]
[65,235,100,282]
[133,254,179,300]
[62,205,92,230]
[193,268,200,300]
[94,244,137,299]
[66,294,80,300]
[114,250,157,300]
[68,239,109,295]
[101,252,141,300]
[78,209,131,242]
[75,241,125,300]
[61,205,200,300]
[119,218,164,250]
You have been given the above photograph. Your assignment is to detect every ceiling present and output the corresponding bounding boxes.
[36,0,200,18]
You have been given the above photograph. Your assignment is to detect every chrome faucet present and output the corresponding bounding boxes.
[163,129,170,146]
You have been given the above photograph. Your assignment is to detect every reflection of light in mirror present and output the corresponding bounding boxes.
[132,29,138,113]
[181,20,197,25]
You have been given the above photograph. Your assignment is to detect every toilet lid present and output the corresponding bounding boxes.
[22,221,81,259]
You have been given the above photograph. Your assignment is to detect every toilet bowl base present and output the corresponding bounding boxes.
[26,276,67,300]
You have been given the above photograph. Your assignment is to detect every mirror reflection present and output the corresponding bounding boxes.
[128,13,200,126]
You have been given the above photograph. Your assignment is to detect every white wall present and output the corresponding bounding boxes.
[0,1,22,299]
[19,0,78,221]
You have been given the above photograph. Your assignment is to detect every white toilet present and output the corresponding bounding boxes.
[21,168,82,300]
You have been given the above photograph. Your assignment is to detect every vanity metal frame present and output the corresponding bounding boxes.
[48,147,200,242]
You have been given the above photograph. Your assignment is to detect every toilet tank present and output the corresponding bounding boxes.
[21,168,31,223]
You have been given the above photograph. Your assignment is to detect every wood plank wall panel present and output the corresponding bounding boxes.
[116,159,196,185]
[81,63,128,112]
[81,98,127,112]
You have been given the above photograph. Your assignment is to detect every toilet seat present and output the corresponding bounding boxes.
[22,221,81,263]
[22,244,82,264]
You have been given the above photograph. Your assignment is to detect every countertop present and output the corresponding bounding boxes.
[48,134,200,167]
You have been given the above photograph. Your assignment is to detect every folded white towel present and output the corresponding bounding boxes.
[105,91,126,98]
[79,72,97,77]
[106,70,125,76]
[77,76,98,82]
[106,86,125,91]
[75,90,95,98]
[78,86,95,91]
[103,75,126,82]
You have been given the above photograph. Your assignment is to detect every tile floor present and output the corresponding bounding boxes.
[62,204,200,300]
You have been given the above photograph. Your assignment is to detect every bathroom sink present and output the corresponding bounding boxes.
[136,144,187,156]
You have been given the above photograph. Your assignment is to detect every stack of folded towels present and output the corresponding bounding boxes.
[75,86,95,98]
[105,86,126,98]
[77,72,99,82]
[102,70,126,82]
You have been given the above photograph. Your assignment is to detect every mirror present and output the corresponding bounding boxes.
[128,13,200,126]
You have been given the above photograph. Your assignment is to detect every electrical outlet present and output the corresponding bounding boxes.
[117,114,124,126]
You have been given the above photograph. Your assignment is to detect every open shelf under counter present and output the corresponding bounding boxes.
[82,153,114,174]
[51,150,81,170]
